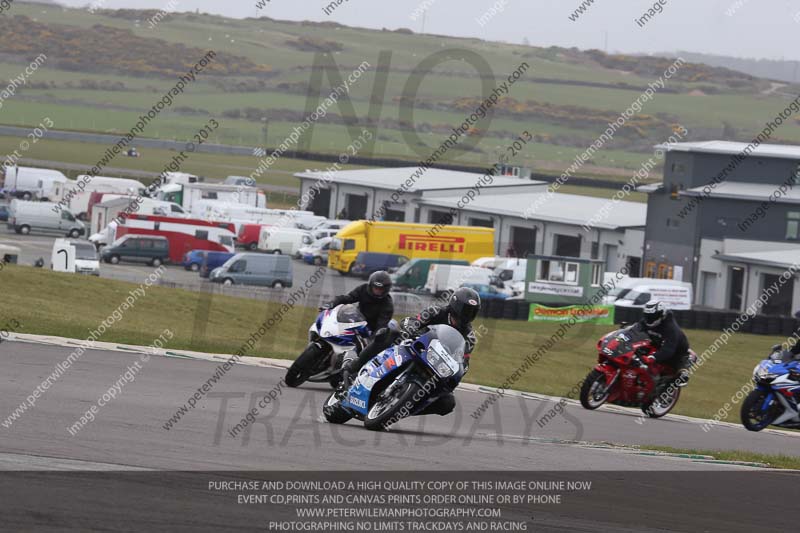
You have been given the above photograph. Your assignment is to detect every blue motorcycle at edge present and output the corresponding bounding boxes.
[741,350,800,431]
[323,324,466,431]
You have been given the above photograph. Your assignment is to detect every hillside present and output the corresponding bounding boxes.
[0,3,797,180]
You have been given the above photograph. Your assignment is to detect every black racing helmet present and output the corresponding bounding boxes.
[368,270,392,299]
[448,287,481,328]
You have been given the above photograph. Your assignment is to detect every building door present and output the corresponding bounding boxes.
[701,271,718,307]
[308,188,331,217]
[761,273,794,316]
[345,193,368,220]
[627,256,641,277]
[603,244,619,272]
[727,266,744,311]
[554,234,581,257]
[510,226,536,257]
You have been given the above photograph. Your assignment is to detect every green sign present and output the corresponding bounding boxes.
[528,304,615,324]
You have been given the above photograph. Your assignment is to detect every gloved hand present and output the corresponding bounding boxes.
[463,354,471,373]
[642,355,656,365]
[319,303,332,312]
[771,344,783,353]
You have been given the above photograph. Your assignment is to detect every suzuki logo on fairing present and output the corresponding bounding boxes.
[398,234,465,253]
[350,397,367,408]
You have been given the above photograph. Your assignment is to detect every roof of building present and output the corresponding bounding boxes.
[681,181,800,204]
[294,167,547,193]
[656,140,800,160]
[714,248,800,269]
[418,191,647,230]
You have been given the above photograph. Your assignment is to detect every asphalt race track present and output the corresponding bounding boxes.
[1,339,799,531]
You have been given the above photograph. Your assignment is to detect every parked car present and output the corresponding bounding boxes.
[100,235,170,266]
[0,205,9,222]
[350,252,409,279]
[182,250,235,275]
[223,176,252,186]
[311,228,340,241]
[391,258,470,291]
[462,283,509,301]
[302,237,332,266]
[209,253,293,288]
[7,200,85,237]
[51,238,100,276]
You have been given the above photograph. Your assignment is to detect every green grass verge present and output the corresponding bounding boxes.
[635,445,800,470]
[0,265,774,422]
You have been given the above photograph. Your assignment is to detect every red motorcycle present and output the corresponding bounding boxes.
[579,324,692,418]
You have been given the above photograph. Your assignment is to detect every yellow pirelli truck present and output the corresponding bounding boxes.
[328,221,495,274]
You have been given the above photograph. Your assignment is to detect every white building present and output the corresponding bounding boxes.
[295,167,646,271]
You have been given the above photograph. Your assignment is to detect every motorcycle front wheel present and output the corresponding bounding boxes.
[285,344,325,388]
[579,369,610,410]
[323,392,353,424]
[741,389,779,432]
[364,380,422,431]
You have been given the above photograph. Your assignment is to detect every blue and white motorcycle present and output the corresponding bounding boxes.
[285,304,371,388]
[322,324,466,431]
[741,350,800,431]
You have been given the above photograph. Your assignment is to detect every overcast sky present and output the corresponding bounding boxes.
[54,0,800,61]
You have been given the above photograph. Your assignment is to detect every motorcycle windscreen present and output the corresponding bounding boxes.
[422,325,466,378]
[334,304,369,336]
[336,304,367,324]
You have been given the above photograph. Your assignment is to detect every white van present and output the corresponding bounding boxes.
[313,219,351,231]
[258,227,313,255]
[614,282,693,310]
[471,256,509,270]
[99,194,188,218]
[493,258,528,294]
[424,264,494,295]
[58,176,145,220]
[52,238,100,276]
[603,276,689,305]
[2,166,68,201]
[8,200,85,237]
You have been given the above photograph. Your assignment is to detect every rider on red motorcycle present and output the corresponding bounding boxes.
[639,300,691,387]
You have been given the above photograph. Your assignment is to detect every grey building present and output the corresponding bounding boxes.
[643,140,800,314]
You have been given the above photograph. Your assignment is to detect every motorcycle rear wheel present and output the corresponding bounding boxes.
[741,389,778,432]
[364,381,422,431]
[285,344,325,388]
[323,392,353,424]
[579,370,609,410]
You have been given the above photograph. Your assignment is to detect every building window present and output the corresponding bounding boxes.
[195,230,209,240]
[590,263,602,287]
[787,212,800,241]
[537,260,580,285]
[591,241,599,259]
[201,191,218,200]
[670,184,679,199]
[644,261,657,278]
[656,263,674,280]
